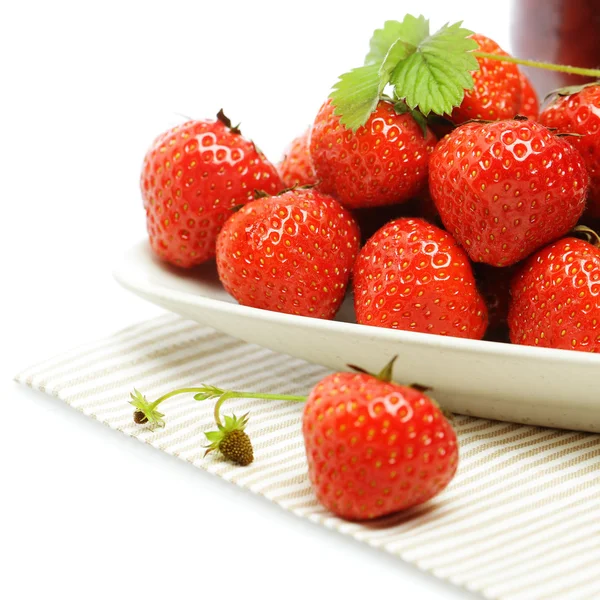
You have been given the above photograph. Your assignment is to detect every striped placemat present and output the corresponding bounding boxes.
[15,313,600,600]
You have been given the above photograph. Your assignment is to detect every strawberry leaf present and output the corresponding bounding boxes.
[391,21,478,116]
[329,63,382,131]
[330,15,478,130]
[331,15,430,131]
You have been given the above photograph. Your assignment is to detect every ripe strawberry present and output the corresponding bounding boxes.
[302,365,459,520]
[429,119,588,267]
[518,71,540,120]
[140,111,283,268]
[310,100,437,209]
[353,218,488,339]
[451,34,522,124]
[508,236,600,352]
[216,188,360,319]
[278,129,317,188]
[539,83,600,216]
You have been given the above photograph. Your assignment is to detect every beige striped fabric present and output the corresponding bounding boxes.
[15,313,600,600]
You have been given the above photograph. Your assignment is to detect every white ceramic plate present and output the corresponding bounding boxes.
[114,241,600,432]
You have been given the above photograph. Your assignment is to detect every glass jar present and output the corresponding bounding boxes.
[510,0,600,97]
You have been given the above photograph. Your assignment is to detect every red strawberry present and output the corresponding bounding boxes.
[451,34,522,124]
[353,218,488,339]
[141,112,283,268]
[310,100,437,209]
[216,188,360,319]
[278,129,317,188]
[539,83,600,216]
[429,119,588,267]
[518,71,540,120]
[508,236,600,352]
[302,365,458,520]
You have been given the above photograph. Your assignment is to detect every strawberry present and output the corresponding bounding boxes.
[278,129,317,188]
[309,100,437,209]
[451,34,522,125]
[353,218,488,339]
[518,71,540,120]
[131,359,459,520]
[215,188,360,319]
[140,111,283,268]
[539,83,600,216]
[302,362,459,520]
[508,235,600,352]
[429,119,588,267]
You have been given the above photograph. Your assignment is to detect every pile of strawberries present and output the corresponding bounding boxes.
[140,34,600,354]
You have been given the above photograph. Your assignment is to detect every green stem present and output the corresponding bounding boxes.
[474,52,600,79]
[149,387,207,409]
[213,391,306,427]
[149,386,306,427]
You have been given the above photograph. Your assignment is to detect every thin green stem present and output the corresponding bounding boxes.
[149,387,207,409]
[213,391,306,426]
[474,52,600,79]
[214,392,234,427]
[149,387,306,426]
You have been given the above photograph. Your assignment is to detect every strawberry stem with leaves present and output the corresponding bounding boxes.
[331,13,600,131]
[130,385,306,466]
[130,385,305,428]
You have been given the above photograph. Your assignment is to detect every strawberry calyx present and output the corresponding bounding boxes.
[255,182,321,200]
[347,356,398,381]
[572,225,600,248]
[544,81,600,104]
[216,109,241,135]
[346,359,450,421]
[130,388,165,427]
[347,356,432,392]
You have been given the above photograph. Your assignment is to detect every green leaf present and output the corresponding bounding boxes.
[330,16,479,130]
[379,37,416,84]
[329,63,382,131]
[331,15,431,131]
[204,430,223,442]
[391,21,478,116]
[365,16,428,65]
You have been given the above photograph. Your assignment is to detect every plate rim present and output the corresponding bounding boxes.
[114,240,600,368]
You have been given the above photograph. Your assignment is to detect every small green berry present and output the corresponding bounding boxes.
[219,429,254,466]
[204,413,254,466]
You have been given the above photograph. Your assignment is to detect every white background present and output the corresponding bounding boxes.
[2,2,510,598]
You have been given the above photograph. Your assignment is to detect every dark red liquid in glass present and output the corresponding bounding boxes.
[511,0,600,97]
